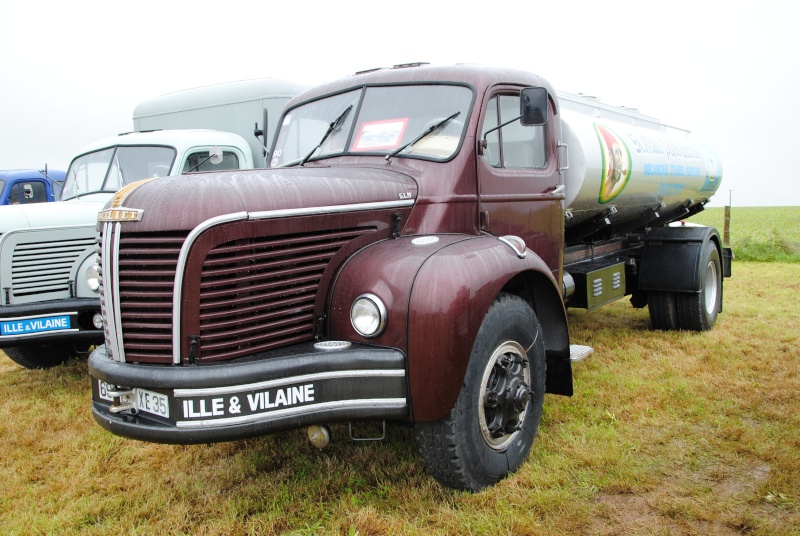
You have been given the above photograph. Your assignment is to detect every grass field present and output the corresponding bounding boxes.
[687,206,800,263]
[1,260,798,535]
[1,207,798,534]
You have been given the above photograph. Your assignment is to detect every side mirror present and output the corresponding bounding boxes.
[209,147,223,165]
[520,87,548,126]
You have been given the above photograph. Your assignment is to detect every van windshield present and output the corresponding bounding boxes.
[62,145,176,200]
[271,84,472,167]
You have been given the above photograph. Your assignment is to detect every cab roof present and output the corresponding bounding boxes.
[286,63,555,110]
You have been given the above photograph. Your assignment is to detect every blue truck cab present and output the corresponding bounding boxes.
[0,169,65,205]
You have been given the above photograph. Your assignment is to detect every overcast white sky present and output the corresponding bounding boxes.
[1,0,797,207]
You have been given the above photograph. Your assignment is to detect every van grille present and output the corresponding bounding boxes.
[7,230,96,304]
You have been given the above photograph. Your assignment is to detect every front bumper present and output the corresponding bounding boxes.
[89,342,409,444]
[0,298,103,347]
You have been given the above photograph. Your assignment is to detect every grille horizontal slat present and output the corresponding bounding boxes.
[201,312,316,348]
[199,284,318,311]
[201,304,315,334]
[199,270,324,300]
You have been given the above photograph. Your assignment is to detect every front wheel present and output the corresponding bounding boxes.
[3,343,86,369]
[414,293,546,491]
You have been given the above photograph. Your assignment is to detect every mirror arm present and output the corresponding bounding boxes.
[480,113,524,148]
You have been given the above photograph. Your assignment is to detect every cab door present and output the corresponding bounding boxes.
[476,87,564,275]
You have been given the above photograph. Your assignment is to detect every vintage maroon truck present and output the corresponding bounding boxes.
[89,63,730,491]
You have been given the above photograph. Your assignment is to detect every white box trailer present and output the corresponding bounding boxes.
[133,78,309,168]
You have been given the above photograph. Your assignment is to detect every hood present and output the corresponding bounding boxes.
[0,193,113,232]
[113,167,419,232]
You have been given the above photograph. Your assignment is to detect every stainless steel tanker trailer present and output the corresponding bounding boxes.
[557,92,727,330]
[88,63,731,492]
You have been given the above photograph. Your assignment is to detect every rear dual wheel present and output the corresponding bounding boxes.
[415,293,546,491]
[677,244,722,331]
[648,241,722,332]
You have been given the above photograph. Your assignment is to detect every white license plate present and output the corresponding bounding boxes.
[96,380,169,419]
[135,388,170,418]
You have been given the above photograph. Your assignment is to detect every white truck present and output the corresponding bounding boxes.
[0,79,306,368]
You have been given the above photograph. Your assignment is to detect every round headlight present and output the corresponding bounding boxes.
[350,293,387,338]
[86,264,101,292]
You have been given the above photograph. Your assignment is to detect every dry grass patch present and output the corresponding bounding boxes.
[1,262,798,535]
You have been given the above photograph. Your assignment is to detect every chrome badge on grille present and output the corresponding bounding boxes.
[98,207,144,222]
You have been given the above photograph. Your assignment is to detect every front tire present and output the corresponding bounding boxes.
[4,343,84,369]
[677,242,722,331]
[414,293,546,491]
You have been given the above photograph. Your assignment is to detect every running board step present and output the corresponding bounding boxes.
[569,344,594,362]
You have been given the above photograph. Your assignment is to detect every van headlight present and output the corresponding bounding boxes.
[350,293,387,338]
[86,264,101,292]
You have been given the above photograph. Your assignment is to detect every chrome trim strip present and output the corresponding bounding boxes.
[247,199,413,220]
[171,200,414,364]
[109,223,125,363]
[101,223,112,355]
[0,329,79,339]
[101,222,122,361]
[175,398,407,429]
[171,212,249,364]
[0,311,79,322]
[173,369,406,397]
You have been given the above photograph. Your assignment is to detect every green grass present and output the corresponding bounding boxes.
[1,262,799,535]
[687,206,800,262]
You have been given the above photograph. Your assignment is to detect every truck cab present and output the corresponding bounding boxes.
[0,169,65,206]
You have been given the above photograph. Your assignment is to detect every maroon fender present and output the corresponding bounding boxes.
[405,236,564,421]
[328,233,566,423]
[327,235,472,352]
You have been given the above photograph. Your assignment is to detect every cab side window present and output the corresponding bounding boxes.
[183,151,241,173]
[9,181,48,204]
[482,94,548,169]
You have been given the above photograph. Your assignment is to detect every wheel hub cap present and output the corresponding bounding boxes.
[480,341,532,450]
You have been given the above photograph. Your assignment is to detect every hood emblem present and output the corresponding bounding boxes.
[97,178,156,223]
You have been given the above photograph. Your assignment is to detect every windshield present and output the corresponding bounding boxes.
[62,145,176,200]
[271,84,473,167]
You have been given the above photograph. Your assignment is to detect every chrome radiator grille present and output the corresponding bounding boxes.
[101,223,375,364]
[100,224,187,363]
[197,228,373,361]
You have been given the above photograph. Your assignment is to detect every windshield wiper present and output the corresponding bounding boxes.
[71,168,82,199]
[300,104,354,166]
[114,153,126,185]
[385,111,461,163]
